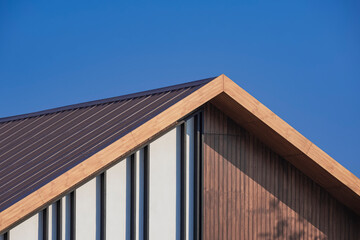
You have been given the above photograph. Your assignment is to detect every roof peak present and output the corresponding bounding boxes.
[0,76,216,124]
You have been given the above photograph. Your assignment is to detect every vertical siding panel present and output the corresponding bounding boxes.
[209,105,214,240]
[262,141,267,239]
[211,105,216,240]
[235,134,241,240]
[253,138,258,239]
[231,134,236,240]
[221,112,227,240]
[203,104,209,240]
[215,108,220,240]
[268,145,272,238]
[249,134,254,240]
[240,129,246,240]
[208,104,214,240]
[271,150,277,239]
[228,124,239,240]
[256,140,261,240]
[306,161,310,238]
[244,132,249,240]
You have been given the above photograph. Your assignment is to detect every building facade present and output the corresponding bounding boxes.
[0,75,359,239]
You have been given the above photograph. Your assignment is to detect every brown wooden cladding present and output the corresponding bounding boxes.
[203,103,359,240]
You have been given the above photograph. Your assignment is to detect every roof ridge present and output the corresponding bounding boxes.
[0,77,216,124]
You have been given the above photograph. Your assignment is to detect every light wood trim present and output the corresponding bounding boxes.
[0,75,224,233]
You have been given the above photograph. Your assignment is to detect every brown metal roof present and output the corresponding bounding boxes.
[0,77,214,211]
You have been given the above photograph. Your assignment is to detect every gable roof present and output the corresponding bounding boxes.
[0,75,359,232]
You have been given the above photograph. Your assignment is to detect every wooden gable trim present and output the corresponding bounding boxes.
[1,74,359,233]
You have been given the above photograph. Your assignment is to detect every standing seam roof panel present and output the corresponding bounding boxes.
[0,77,215,211]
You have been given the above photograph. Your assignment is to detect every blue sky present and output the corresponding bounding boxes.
[0,1,359,177]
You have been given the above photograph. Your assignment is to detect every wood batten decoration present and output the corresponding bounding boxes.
[69,191,75,240]
[180,123,186,240]
[130,154,136,240]
[193,112,203,240]
[0,74,359,234]
[98,173,106,240]
[55,200,61,240]
[41,208,48,240]
[143,146,149,240]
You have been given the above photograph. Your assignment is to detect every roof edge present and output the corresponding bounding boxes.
[0,77,216,124]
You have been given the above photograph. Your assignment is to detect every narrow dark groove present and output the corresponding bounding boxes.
[130,154,136,240]
[143,146,149,240]
[56,200,62,240]
[70,191,76,240]
[199,112,204,240]
[42,208,48,240]
[194,113,202,240]
[180,123,187,240]
[100,173,106,240]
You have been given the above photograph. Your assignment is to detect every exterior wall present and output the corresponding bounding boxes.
[203,103,360,240]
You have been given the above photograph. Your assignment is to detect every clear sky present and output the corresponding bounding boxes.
[0,1,359,177]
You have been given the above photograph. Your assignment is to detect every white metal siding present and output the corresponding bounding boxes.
[186,118,195,240]
[106,158,129,240]
[149,127,180,240]
[9,213,39,240]
[135,150,144,240]
[75,178,97,239]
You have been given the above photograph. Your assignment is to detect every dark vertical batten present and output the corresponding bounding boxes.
[56,200,62,240]
[99,173,106,240]
[180,123,187,240]
[194,112,204,240]
[130,154,136,240]
[143,146,149,240]
[42,208,48,240]
[70,191,76,240]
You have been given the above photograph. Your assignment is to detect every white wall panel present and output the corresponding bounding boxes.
[149,127,180,240]
[106,158,130,240]
[135,150,144,240]
[50,203,57,239]
[9,213,39,240]
[63,194,73,240]
[75,178,97,240]
[186,118,195,240]
[48,204,56,240]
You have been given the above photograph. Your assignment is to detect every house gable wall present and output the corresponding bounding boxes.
[203,103,359,240]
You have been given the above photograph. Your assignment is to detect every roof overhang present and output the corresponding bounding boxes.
[0,74,359,233]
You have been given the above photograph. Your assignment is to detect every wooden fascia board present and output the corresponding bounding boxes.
[221,75,360,214]
[0,75,225,233]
